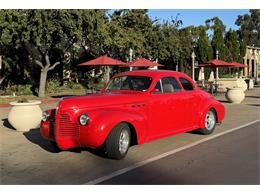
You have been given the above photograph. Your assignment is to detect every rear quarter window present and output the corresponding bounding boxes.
[179,77,194,91]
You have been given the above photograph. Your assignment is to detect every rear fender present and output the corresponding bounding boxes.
[198,99,225,128]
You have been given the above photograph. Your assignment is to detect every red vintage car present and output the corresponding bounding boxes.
[40,70,225,159]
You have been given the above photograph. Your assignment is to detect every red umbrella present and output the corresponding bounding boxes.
[198,59,247,68]
[126,58,164,67]
[78,56,126,82]
[228,61,247,68]
[198,59,231,67]
[198,59,232,81]
[78,56,126,66]
[198,59,246,82]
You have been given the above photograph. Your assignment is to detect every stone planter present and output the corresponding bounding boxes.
[237,78,247,92]
[8,100,42,132]
[225,87,245,104]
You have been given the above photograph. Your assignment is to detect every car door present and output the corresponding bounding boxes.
[178,77,199,129]
[148,76,183,140]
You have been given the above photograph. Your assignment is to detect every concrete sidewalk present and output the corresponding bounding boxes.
[0,88,259,184]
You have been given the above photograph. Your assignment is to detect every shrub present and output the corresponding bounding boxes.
[95,82,106,89]
[4,84,33,95]
[87,80,105,90]
[47,79,62,94]
[17,98,29,103]
[47,80,85,94]
[63,82,84,90]
[220,74,235,78]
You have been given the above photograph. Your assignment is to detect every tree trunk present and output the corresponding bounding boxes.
[105,66,110,82]
[35,53,61,98]
[38,67,48,98]
[0,75,6,86]
[0,55,6,86]
[179,60,183,72]
[0,55,2,71]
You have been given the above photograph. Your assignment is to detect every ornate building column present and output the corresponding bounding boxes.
[244,46,260,81]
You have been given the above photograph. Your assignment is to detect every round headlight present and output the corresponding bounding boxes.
[79,114,90,126]
[42,111,49,122]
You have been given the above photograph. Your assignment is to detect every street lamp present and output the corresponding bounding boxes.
[191,51,196,80]
[216,50,219,79]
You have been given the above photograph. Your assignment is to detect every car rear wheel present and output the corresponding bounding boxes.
[199,109,216,135]
[105,123,131,160]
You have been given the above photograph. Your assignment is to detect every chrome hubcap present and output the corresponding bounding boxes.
[205,111,215,131]
[119,129,130,154]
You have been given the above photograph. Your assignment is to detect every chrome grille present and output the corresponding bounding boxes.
[58,113,79,137]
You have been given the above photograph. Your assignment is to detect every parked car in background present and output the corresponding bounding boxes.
[40,70,225,159]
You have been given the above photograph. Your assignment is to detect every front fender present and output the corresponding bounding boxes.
[79,108,148,147]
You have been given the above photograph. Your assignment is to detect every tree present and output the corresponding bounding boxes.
[206,17,228,60]
[118,9,154,59]
[0,10,29,86]
[107,9,152,61]
[23,10,90,97]
[236,9,260,48]
[0,10,101,97]
[178,26,193,74]
[225,29,241,62]
[2,9,254,94]
[79,10,111,57]
[193,26,213,64]
[57,10,111,83]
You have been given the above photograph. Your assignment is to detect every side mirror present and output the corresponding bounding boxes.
[151,88,160,94]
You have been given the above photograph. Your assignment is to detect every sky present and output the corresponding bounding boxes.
[148,9,250,30]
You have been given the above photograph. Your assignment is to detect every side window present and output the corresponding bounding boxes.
[153,80,162,93]
[161,77,182,93]
[179,78,194,91]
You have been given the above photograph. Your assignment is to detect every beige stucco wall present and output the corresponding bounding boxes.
[243,46,260,81]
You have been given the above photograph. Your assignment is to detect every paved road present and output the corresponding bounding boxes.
[99,122,260,185]
[0,88,259,184]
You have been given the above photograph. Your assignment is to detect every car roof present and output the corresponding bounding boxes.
[116,70,190,78]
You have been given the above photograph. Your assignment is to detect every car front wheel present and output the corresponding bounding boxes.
[105,123,131,160]
[199,109,216,135]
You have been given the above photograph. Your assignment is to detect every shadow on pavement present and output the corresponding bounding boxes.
[78,147,108,159]
[23,128,108,158]
[23,128,60,153]
[65,146,108,159]
[245,95,260,99]
[218,100,229,103]
[186,129,205,135]
[2,118,16,131]
[246,104,260,107]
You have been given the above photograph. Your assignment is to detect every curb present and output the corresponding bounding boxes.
[0,99,59,108]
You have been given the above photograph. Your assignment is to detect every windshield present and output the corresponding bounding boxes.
[105,75,152,92]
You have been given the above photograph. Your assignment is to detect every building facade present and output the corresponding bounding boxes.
[243,46,260,82]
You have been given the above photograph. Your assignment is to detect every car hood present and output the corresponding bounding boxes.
[58,91,147,110]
